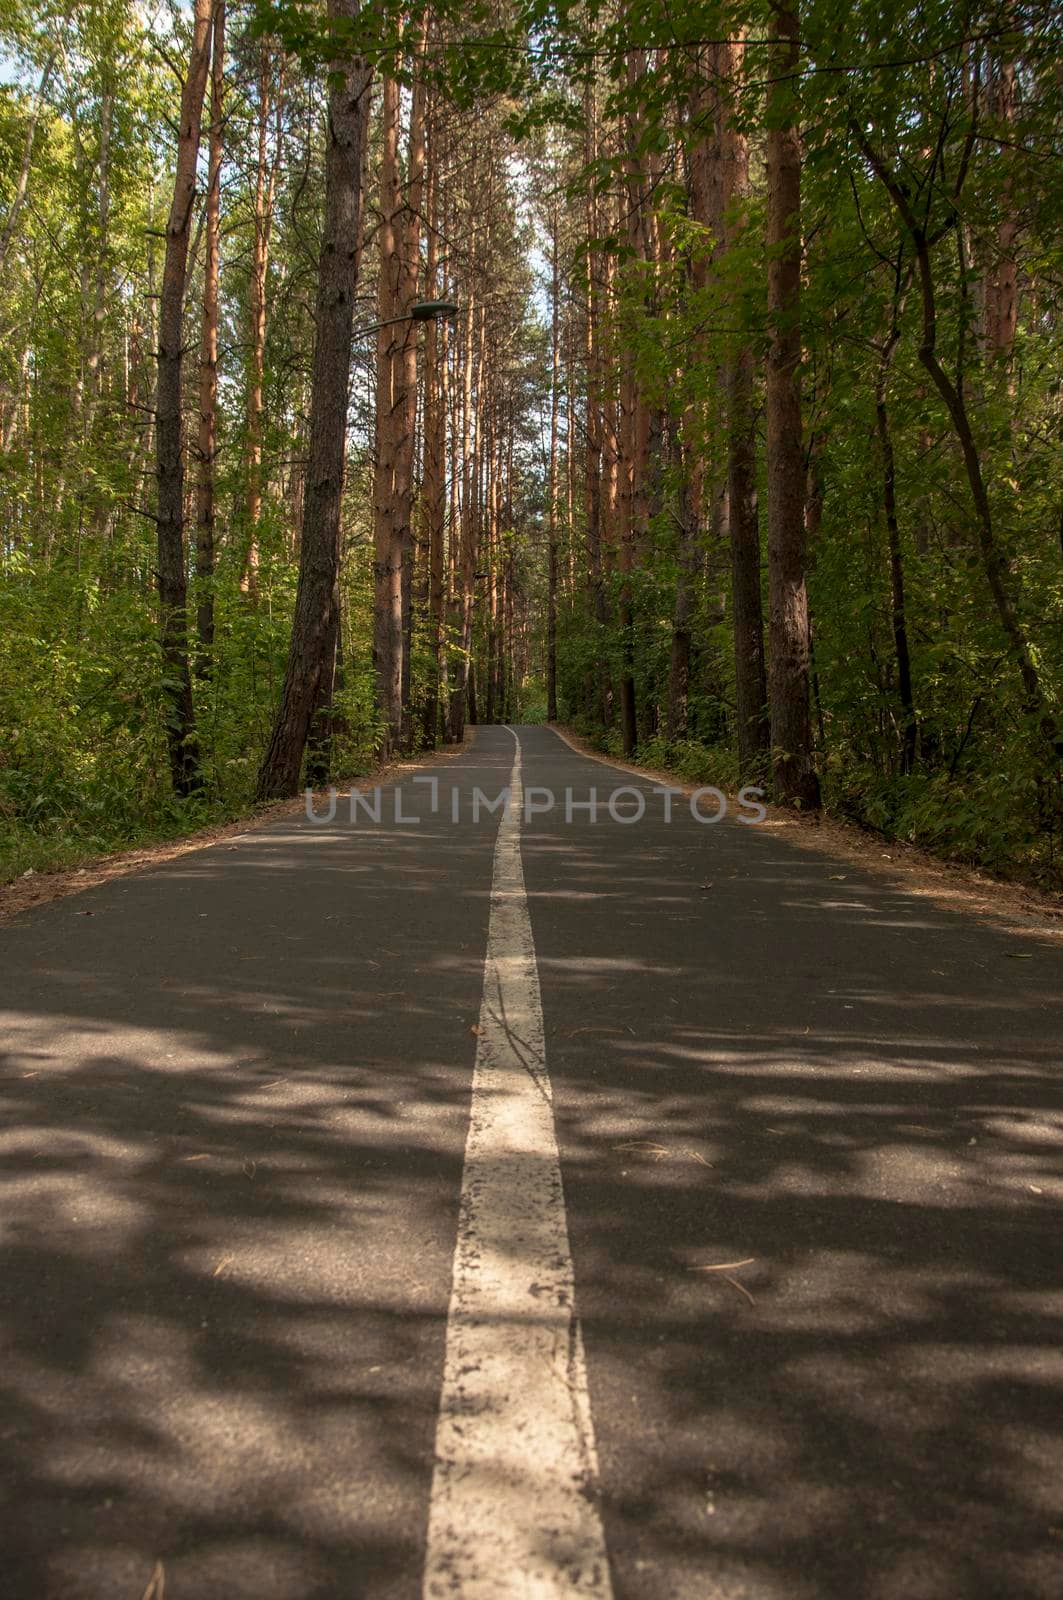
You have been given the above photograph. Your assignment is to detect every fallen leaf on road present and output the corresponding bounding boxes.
[213,1256,234,1278]
[242,1159,257,1178]
[470,1024,484,1036]
[828,874,848,881]
[615,1140,668,1160]
[140,1562,165,1600]
[562,1024,624,1036]
[690,1259,755,1272]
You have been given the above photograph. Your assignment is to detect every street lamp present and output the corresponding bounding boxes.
[355,301,460,338]
[410,300,460,322]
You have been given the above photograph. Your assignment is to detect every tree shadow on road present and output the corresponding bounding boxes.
[521,801,1062,1600]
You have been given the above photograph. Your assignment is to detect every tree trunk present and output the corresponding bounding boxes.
[255,6,372,800]
[666,435,699,741]
[546,199,560,722]
[985,56,1018,362]
[243,47,283,594]
[857,127,1060,762]
[875,319,917,774]
[616,51,646,757]
[155,0,212,796]
[722,35,768,778]
[447,292,477,743]
[0,52,56,280]
[421,155,446,748]
[195,0,225,668]
[372,49,425,755]
[582,81,608,721]
[766,1,819,808]
[398,38,426,747]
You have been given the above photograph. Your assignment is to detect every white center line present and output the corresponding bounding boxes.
[423,727,613,1599]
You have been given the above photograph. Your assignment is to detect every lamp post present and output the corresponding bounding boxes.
[355,300,459,338]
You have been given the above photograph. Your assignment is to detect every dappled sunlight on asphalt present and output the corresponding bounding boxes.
[0,727,1059,1599]
[514,724,1063,1600]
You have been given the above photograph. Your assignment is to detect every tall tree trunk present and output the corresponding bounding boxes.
[398,36,426,746]
[447,291,477,743]
[0,51,56,280]
[546,199,560,723]
[766,1,820,808]
[84,85,111,425]
[372,76,403,752]
[243,47,283,594]
[616,51,645,757]
[421,154,446,748]
[668,49,716,744]
[195,0,225,668]
[155,0,212,796]
[256,5,372,800]
[985,56,1018,363]
[372,49,424,755]
[582,80,607,720]
[722,35,768,778]
[666,455,698,741]
[875,302,917,774]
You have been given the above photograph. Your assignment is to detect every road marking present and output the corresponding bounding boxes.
[423,727,613,1599]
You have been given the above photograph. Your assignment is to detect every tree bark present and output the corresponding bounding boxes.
[447,291,477,743]
[766,1,820,808]
[874,305,917,774]
[616,50,647,757]
[985,56,1018,362]
[243,47,283,594]
[722,35,768,779]
[256,4,372,800]
[155,0,212,796]
[582,79,608,720]
[546,197,561,723]
[372,47,424,754]
[195,0,225,667]
[421,149,446,748]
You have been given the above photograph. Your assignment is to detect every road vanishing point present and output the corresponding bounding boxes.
[1,725,1059,1599]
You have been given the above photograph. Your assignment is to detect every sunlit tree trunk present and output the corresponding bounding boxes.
[372,45,425,754]
[195,0,225,668]
[256,3,372,799]
[155,0,212,796]
[243,47,283,595]
[546,195,561,722]
[421,143,446,747]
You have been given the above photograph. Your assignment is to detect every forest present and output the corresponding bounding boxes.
[1,0,1060,885]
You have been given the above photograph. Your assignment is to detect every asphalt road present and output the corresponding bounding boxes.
[1,725,1060,1599]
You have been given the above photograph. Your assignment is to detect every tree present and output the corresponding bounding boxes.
[155,0,213,796]
[765,0,820,809]
[256,0,372,800]
[195,0,225,668]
